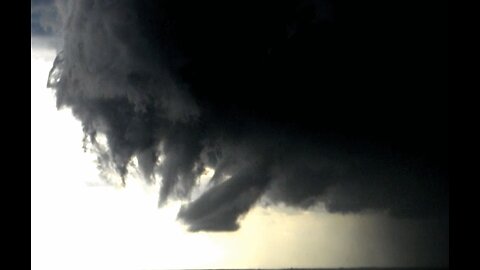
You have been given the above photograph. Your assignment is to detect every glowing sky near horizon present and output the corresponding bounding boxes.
[31,38,448,270]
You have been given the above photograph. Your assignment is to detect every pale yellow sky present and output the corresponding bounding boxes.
[31,42,447,270]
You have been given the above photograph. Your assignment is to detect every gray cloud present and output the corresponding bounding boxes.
[31,0,61,36]
[47,0,448,231]
[178,167,268,232]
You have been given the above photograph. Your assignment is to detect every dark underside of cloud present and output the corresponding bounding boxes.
[46,0,448,232]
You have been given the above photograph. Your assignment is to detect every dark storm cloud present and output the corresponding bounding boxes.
[178,165,269,232]
[48,0,448,231]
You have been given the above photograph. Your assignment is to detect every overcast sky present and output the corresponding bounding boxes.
[31,1,449,269]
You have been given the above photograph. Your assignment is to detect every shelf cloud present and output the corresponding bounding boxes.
[46,0,448,231]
